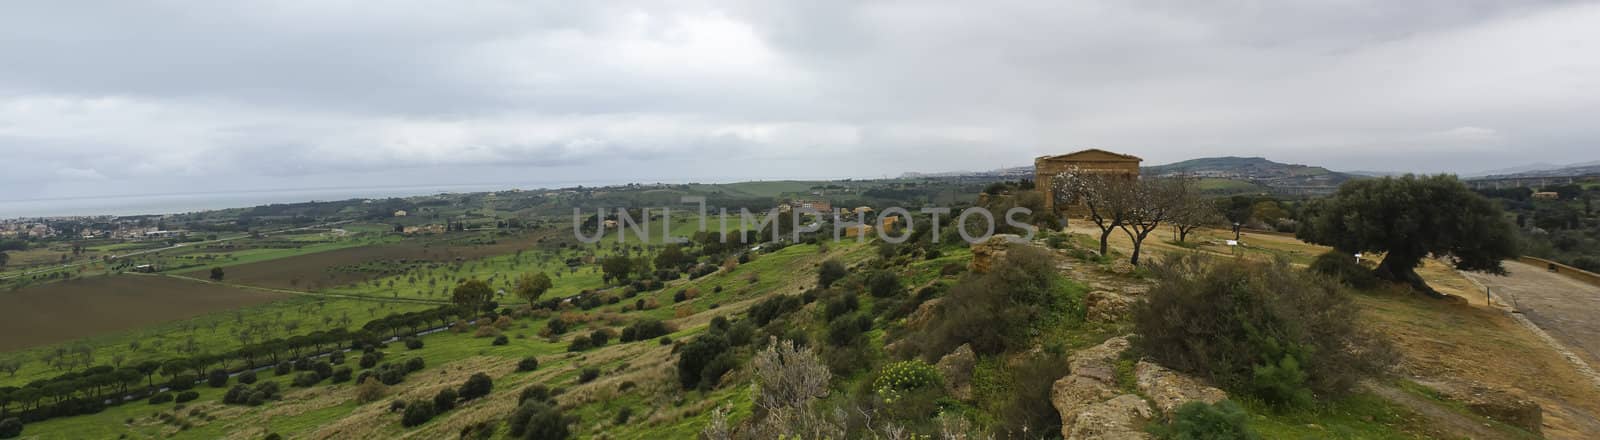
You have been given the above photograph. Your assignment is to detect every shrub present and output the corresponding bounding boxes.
[147,393,174,404]
[329,351,346,365]
[459,373,494,400]
[517,357,539,372]
[698,353,737,390]
[727,320,756,346]
[507,401,570,439]
[378,364,407,385]
[566,337,592,352]
[354,379,387,404]
[401,400,436,427]
[206,369,229,388]
[237,370,257,385]
[404,337,424,350]
[620,319,671,342]
[405,357,426,373]
[588,330,611,347]
[676,334,729,389]
[293,372,323,387]
[313,361,334,379]
[1309,250,1380,289]
[613,406,633,425]
[672,290,688,303]
[433,388,458,412]
[867,271,902,298]
[910,245,1078,358]
[1150,400,1259,440]
[1133,254,1393,407]
[274,362,292,376]
[826,313,872,347]
[331,367,353,383]
[174,391,200,404]
[518,384,551,404]
[749,294,803,326]
[0,418,21,439]
[658,336,672,345]
[578,368,601,384]
[873,360,944,421]
[492,335,509,346]
[359,352,382,369]
[817,259,847,288]
[264,434,281,440]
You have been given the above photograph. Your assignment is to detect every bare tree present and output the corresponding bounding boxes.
[1119,177,1193,265]
[1172,191,1224,243]
[1052,168,1136,256]
[744,338,845,439]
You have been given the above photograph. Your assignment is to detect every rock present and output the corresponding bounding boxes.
[1053,336,1133,438]
[1086,290,1136,323]
[968,234,1026,273]
[1134,361,1228,415]
[1109,260,1136,275]
[905,297,943,330]
[1068,394,1154,440]
[936,344,977,401]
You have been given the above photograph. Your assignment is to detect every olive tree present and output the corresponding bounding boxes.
[1297,174,1517,296]
[1052,168,1136,257]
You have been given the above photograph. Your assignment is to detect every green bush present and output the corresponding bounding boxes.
[1309,250,1380,289]
[404,337,424,350]
[147,393,174,404]
[910,245,1078,358]
[1133,254,1393,407]
[517,357,539,372]
[676,334,729,389]
[237,370,257,385]
[867,271,902,298]
[174,391,200,403]
[519,384,551,404]
[405,357,426,373]
[459,373,494,400]
[507,401,570,439]
[400,400,436,427]
[872,360,941,400]
[698,354,736,390]
[292,371,323,388]
[0,418,22,439]
[207,369,229,388]
[619,319,671,342]
[1150,400,1259,440]
[578,368,601,384]
[817,259,847,288]
[492,335,510,346]
[433,388,458,412]
[331,367,353,383]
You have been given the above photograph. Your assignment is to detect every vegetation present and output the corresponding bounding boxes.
[1134,254,1393,407]
[1298,174,1518,295]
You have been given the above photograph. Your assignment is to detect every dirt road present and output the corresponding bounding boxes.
[1463,260,1600,369]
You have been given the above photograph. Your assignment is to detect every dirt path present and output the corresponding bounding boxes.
[1462,260,1600,370]
[1364,382,1524,440]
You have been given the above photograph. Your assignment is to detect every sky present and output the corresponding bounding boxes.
[3,0,1599,209]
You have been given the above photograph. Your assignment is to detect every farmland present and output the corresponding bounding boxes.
[0,275,286,352]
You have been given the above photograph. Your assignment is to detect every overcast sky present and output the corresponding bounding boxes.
[3,0,1599,207]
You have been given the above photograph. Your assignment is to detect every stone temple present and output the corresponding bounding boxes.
[1034,148,1142,217]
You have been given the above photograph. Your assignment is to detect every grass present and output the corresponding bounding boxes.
[1242,393,1430,439]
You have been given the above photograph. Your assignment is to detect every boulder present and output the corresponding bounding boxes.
[905,297,944,330]
[1052,336,1133,438]
[968,234,1026,273]
[1109,260,1136,275]
[1085,290,1136,323]
[1134,361,1228,415]
[936,344,977,401]
[1068,394,1154,440]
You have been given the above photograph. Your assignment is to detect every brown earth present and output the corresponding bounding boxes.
[180,231,553,291]
[0,275,287,351]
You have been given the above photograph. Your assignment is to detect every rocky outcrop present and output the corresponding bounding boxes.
[1134,361,1228,415]
[968,234,1026,273]
[936,344,976,401]
[1068,394,1154,440]
[1085,290,1136,323]
[1109,260,1136,275]
[1052,336,1148,439]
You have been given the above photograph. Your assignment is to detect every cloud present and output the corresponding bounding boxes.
[1,0,1598,203]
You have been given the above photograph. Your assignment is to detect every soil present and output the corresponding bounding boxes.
[0,275,287,351]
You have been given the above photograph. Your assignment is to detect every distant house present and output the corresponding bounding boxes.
[1533,192,1560,200]
[788,199,832,214]
[394,210,408,217]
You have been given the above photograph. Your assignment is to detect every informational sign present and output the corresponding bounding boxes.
[1226,240,1238,246]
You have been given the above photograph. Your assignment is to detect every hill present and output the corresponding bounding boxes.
[1139,156,1356,196]
[1476,161,1600,179]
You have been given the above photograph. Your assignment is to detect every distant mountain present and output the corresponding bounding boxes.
[1142,157,1357,195]
[1464,162,1567,178]
[1476,161,1600,180]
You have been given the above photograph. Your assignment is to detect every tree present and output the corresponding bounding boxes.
[816,260,846,288]
[1053,168,1136,256]
[0,252,8,268]
[513,272,553,305]
[1172,194,1224,243]
[451,279,494,314]
[209,267,225,281]
[0,358,21,376]
[1120,177,1192,265]
[1297,174,1518,296]
[600,255,633,284]
[654,244,690,270]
